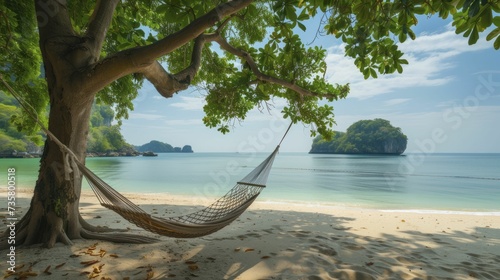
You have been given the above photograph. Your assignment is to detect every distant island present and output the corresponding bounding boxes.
[310,118,407,155]
[0,93,193,157]
[135,140,193,153]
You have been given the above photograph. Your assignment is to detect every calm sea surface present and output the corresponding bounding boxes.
[1,153,499,212]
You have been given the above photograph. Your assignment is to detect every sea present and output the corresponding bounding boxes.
[1,152,499,214]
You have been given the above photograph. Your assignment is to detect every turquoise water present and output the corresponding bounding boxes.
[1,153,499,212]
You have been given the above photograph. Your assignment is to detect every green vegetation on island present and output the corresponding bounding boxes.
[86,104,137,156]
[1,94,193,157]
[135,141,193,153]
[310,119,407,155]
[0,96,137,157]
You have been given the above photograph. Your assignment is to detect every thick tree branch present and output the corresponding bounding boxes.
[79,0,253,95]
[141,61,185,98]
[213,35,337,99]
[85,0,119,60]
[141,34,218,98]
[35,0,76,94]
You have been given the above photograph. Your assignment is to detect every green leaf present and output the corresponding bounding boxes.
[398,32,407,43]
[486,28,500,41]
[493,16,500,27]
[414,6,426,14]
[468,26,479,45]
[408,29,416,40]
[478,6,493,30]
[396,64,403,74]
[297,22,306,31]
[495,36,500,49]
[363,68,370,79]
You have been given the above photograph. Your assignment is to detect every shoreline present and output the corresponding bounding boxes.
[6,187,500,216]
[1,189,500,279]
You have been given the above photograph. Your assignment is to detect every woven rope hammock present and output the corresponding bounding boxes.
[1,75,291,238]
[77,146,281,238]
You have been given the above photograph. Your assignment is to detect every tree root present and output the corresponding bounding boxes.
[1,211,159,249]
[81,228,159,244]
[79,214,128,233]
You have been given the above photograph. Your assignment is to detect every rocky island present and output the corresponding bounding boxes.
[135,140,193,153]
[310,118,407,155]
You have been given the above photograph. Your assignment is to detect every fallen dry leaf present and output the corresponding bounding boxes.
[234,248,241,252]
[17,271,38,278]
[244,248,255,252]
[55,262,66,269]
[92,264,105,273]
[109,254,119,258]
[88,271,100,279]
[81,260,100,267]
[43,265,52,275]
[188,264,199,271]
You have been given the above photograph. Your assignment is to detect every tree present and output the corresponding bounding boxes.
[0,0,498,248]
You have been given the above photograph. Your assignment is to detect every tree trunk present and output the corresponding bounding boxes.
[0,72,156,248]
[20,85,93,247]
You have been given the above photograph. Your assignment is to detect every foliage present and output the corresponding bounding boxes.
[1,0,498,140]
[0,92,133,154]
[0,1,48,133]
[0,91,43,153]
[310,119,408,154]
[87,104,135,154]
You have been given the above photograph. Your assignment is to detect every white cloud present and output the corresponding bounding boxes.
[170,96,206,110]
[128,112,165,121]
[164,119,203,126]
[384,98,411,106]
[325,28,491,100]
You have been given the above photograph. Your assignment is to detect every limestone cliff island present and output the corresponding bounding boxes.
[135,140,194,153]
[309,119,407,155]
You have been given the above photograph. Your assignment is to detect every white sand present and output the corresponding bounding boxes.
[1,189,500,280]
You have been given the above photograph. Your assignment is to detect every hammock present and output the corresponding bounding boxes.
[77,146,280,238]
[0,75,290,238]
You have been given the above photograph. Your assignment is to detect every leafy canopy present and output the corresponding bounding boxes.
[1,0,498,138]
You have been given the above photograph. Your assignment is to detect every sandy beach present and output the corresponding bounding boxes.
[1,189,500,280]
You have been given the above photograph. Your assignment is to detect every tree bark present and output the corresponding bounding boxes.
[21,84,93,247]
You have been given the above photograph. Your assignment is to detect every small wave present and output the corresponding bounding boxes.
[274,167,500,181]
[380,209,500,216]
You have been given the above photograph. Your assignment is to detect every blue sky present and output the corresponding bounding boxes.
[121,16,500,153]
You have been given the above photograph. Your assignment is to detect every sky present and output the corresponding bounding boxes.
[121,15,500,153]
